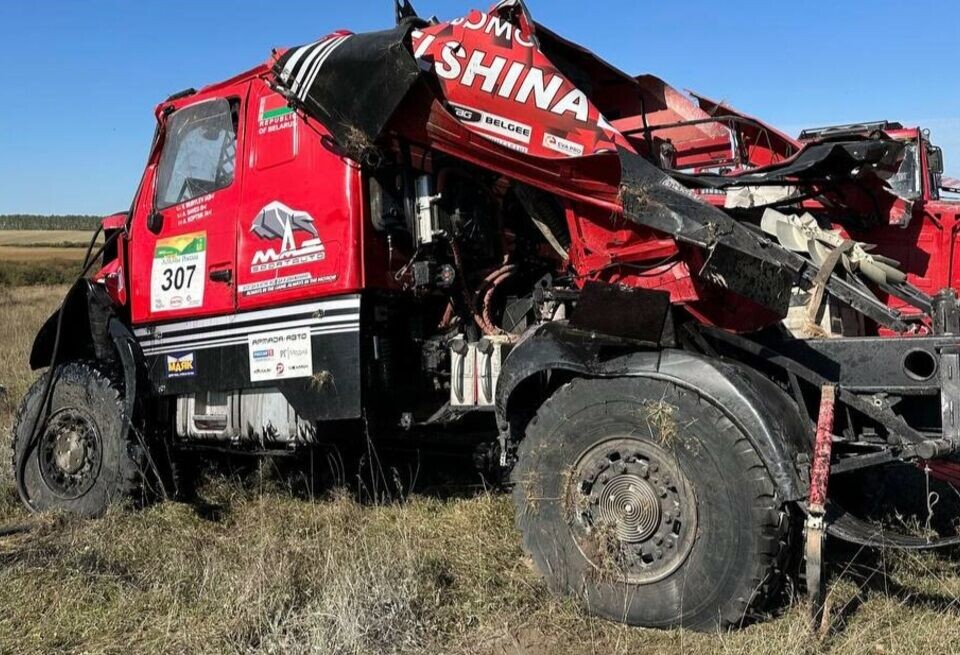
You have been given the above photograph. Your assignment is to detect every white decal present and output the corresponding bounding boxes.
[515,67,564,112]
[436,41,465,80]
[480,134,529,154]
[151,231,206,313]
[462,51,507,93]
[551,88,589,123]
[449,104,531,144]
[239,272,337,297]
[497,61,526,99]
[444,12,535,48]
[175,193,213,227]
[249,201,326,273]
[248,327,313,382]
[426,43,590,125]
[542,133,585,157]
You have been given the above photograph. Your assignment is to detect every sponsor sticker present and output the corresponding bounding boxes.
[247,328,313,382]
[151,231,206,313]
[249,202,325,274]
[542,133,585,157]
[165,352,197,378]
[448,104,532,144]
[481,134,529,154]
[238,272,337,297]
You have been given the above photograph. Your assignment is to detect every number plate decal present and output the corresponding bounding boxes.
[151,231,207,313]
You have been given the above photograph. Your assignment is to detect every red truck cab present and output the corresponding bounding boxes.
[116,67,370,325]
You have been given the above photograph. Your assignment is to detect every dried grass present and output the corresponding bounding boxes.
[0,286,959,653]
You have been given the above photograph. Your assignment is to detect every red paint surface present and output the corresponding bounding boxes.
[809,385,837,511]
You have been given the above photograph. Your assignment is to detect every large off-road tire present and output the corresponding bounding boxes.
[512,377,791,631]
[11,362,146,517]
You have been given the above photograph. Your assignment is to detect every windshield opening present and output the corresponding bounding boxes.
[888,141,921,200]
[155,98,237,210]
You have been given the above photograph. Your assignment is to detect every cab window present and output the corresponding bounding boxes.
[155,99,237,209]
[888,141,921,200]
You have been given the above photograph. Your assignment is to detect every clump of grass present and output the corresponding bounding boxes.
[0,260,80,287]
[642,399,678,447]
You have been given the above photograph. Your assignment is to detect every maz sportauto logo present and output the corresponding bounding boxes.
[250,201,326,273]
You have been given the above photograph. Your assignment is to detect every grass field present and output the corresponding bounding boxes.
[0,230,98,248]
[0,286,959,654]
[0,230,101,286]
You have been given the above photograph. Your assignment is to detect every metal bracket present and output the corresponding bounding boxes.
[940,348,960,443]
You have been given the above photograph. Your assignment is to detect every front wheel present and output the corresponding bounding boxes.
[512,377,792,631]
[11,362,147,517]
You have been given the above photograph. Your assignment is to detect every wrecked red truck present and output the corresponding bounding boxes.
[12,0,960,630]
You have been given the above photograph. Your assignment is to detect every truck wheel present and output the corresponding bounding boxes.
[512,377,790,631]
[11,362,146,517]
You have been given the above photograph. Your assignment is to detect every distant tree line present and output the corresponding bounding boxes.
[0,215,103,230]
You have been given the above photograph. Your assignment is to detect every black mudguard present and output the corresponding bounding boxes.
[496,322,810,501]
[31,280,119,370]
[30,280,141,435]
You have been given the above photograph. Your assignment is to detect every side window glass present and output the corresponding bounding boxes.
[889,141,921,200]
[156,99,237,210]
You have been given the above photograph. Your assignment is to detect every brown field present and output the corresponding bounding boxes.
[0,229,100,262]
[0,230,102,285]
[0,286,959,654]
[0,230,98,248]
[0,247,86,262]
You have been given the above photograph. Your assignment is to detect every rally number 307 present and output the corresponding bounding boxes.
[160,265,197,291]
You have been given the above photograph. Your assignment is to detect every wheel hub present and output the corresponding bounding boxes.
[53,431,86,474]
[37,409,102,499]
[596,473,661,543]
[568,437,697,584]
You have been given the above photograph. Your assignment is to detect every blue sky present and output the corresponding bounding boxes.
[1,0,958,214]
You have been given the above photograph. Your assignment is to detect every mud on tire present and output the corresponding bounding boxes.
[11,362,146,517]
[511,377,791,631]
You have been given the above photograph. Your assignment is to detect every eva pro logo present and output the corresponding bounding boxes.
[249,202,326,273]
[165,352,196,378]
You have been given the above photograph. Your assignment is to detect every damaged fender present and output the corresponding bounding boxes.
[496,322,810,501]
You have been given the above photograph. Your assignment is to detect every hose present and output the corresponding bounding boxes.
[514,184,570,260]
[473,261,517,335]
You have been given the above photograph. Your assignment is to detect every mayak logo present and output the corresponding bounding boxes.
[250,201,326,273]
[166,352,196,378]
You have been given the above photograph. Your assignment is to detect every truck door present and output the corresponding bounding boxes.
[234,79,362,310]
[130,94,246,324]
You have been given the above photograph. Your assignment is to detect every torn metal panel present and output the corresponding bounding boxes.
[618,148,795,314]
[699,242,793,316]
[673,139,907,189]
[689,91,800,166]
[618,148,921,330]
[273,23,422,160]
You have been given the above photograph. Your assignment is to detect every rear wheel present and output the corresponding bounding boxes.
[512,377,790,631]
[12,362,146,517]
